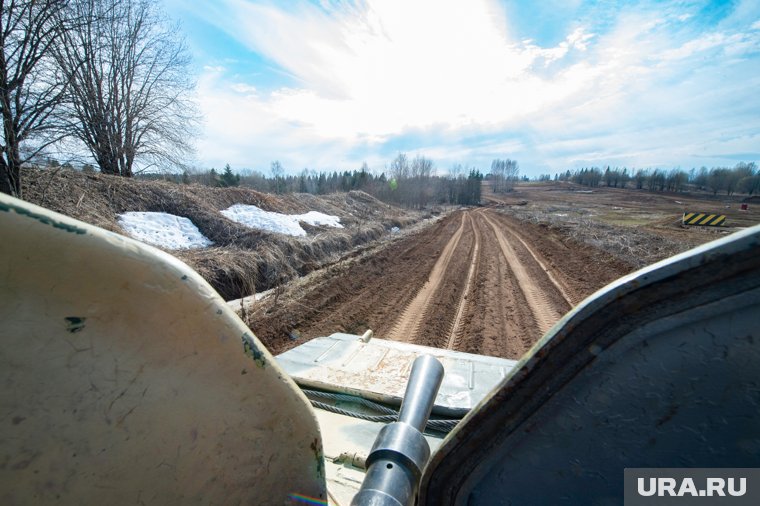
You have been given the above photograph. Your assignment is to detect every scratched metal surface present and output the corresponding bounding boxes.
[277,333,518,416]
[0,194,325,505]
[420,224,760,505]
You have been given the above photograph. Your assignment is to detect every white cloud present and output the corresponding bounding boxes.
[200,0,598,138]
[660,32,752,61]
[567,27,595,51]
[230,83,258,95]
[184,0,760,173]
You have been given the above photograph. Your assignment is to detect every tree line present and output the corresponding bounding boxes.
[552,163,760,196]
[140,154,485,208]
[1,0,196,197]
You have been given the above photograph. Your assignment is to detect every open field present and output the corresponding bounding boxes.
[486,182,760,252]
[247,182,760,358]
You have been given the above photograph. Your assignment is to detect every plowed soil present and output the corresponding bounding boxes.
[248,206,631,359]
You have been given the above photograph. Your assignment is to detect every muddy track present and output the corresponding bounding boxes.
[446,212,481,350]
[249,208,631,359]
[386,213,468,343]
[480,211,570,334]
[494,218,577,306]
[391,208,570,352]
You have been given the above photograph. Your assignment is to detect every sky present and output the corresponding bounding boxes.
[162,0,760,178]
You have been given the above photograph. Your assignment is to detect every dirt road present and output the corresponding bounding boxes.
[250,207,631,359]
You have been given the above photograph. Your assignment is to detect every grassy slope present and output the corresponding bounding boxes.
[20,167,422,299]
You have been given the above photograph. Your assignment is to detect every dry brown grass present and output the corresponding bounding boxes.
[500,206,692,269]
[20,167,422,299]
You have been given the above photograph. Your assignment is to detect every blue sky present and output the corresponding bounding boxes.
[163,0,760,177]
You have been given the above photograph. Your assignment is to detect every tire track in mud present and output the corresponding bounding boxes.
[446,212,481,350]
[481,210,569,335]
[453,211,545,358]
[480,220,526,357]
[487,211,576,307]
[386,213,468,343]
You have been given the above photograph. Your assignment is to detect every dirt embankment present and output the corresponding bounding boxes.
[19,167,423,299]
[248,207,632,359]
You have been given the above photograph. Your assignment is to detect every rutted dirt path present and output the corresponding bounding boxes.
[386,213,468,343]
[481,211,569,335]
[446,212,480,350]
[249,207,632,359]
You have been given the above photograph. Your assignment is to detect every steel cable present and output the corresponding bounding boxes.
[302,389,461,433]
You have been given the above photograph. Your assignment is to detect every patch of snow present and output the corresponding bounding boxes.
[254,288,274,300]
[296,210,343,228]
[118,212,213,250]
[221,204,343,236]
[226,288,273,313]
[391,226,400,233]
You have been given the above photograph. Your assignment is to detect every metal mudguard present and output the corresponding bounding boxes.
[420,224,760,505]
[0,194,326,504]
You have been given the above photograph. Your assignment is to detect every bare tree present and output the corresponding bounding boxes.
[270,160,284,193]
[409,155,434,207]
[490,159,504,193]
[0,0,69,197]
[410,155,433,178]
[390,153,409,181]
[55,0,197,177]
[491,158,519,193]
[504,159,519,191]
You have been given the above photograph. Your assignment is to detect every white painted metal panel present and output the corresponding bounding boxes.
[277,333,518,415]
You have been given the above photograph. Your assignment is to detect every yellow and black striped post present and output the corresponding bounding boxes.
[682,212,726,226]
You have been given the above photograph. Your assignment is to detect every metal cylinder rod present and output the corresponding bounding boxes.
[398,354,445,431]
[351,355,445,506]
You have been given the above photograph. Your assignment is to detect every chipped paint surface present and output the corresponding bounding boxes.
[0,201,87,235]
[242,332,267,368]
[64,317,86,333]
[310,438,325,479]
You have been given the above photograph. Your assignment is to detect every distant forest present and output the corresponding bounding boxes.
[539,162,759,196]
[137,154,492,208]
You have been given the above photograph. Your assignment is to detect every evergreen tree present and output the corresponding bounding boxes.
[219,164,240,187]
